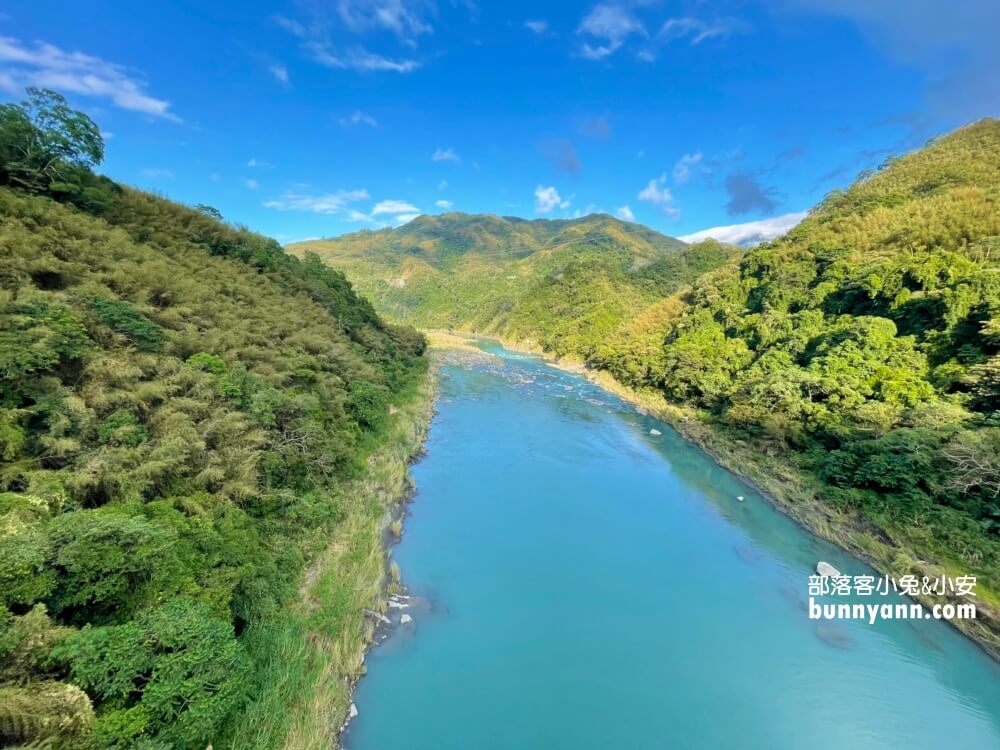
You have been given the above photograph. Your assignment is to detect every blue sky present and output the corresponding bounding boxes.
[1,1,997,244]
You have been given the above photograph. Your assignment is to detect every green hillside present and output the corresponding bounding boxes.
[0,90,427,749]
[289,213,739,358]
[593,119,1000,640]
[298,119,1000,649]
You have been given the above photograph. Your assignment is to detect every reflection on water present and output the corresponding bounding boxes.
[345,342,1000,750]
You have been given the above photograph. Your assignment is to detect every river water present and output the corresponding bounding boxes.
[344,342,1000,749]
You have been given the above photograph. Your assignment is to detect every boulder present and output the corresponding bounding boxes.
[816,561,841,577]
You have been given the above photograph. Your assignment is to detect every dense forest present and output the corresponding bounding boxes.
[0,89,427,748]
[593,121,1000,609]
[308,120,1000,648]
[290,213,741,358]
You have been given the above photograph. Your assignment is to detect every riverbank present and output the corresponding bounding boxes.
[223,367,436,750]
[426,329,1000,662]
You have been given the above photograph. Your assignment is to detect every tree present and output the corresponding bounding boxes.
[943,429,1000,499]
[53,597,249,748]
[195,203,223,221]
[0,88,104,192]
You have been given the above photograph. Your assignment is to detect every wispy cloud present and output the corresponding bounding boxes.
[353,199,422,225]
[269,63,289,84]
[672,151,703,184]
[535,185,570,213]
[141,167,174,178]
[0,36,179,121]
[432,147,461,163]
[245,178,258,190]
[577,3,646,60]
[659,17,752,45]
[638,173,679,218]
[264,189,421,226]
[372,199,419,216]
[680,212,808,246]
[524,20,548,35]
[336,0,433,39]
[435,199,454,209]
[615,205,635,222]
[338,110,378,128]
[275,3,426,74]
[305,43,420,72]
[264,188,371,214]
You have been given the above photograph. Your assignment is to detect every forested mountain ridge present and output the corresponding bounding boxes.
[290,212,739,358]
[303,119,1000,650]
[595,119,1000,642]
[0,89,427,749]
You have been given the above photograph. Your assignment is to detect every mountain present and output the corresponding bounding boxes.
[289,213,740,358]
[298,119,1000,650]
[0,91,426,749]
[593,119,1000,644]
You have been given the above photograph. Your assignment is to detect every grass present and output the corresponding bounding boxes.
[223,368,436,750]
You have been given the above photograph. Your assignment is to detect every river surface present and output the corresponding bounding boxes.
[345,342,1000,749]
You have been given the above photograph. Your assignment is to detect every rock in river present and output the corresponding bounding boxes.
[816,561,841,577]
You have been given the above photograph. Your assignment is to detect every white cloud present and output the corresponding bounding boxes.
[673,151,703,184]
[435,199,454,209]
[0,36,179,121]
[264,188,371,214]
[679,211,808,246]
[338,110,378,128]
[246,158,275,168]
[305,44,419,73]
[438,179,448,190]
[371,199,419,216]
[660,17,752,45]
[306,197,424,225]
[525,20,548,34]
[277,11,422,74]
[535,185,570,214]
[638,173,679,217]
[245,178,258,190]
[432,147,461,163]
[269,64,289,84]
[141,167,173,178]
[577,3,646,60]
[616,205,635,222]
[336,0,433,40]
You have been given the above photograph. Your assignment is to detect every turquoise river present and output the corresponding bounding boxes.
[344,342,1000,749]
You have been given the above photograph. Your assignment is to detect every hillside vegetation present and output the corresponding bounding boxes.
[303,120,1000,648]
[290,213,740,358]
[0,89,426,749]
[594,121,1000,604]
